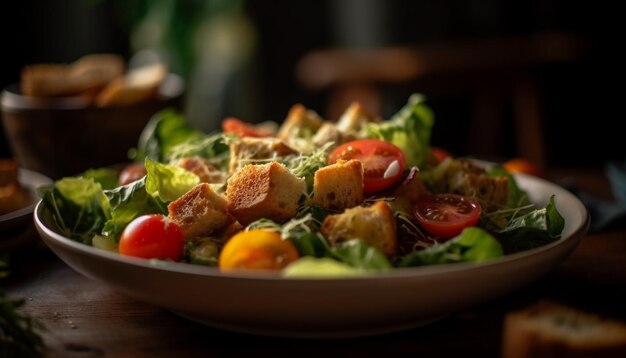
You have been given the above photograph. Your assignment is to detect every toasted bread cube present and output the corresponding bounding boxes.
[429,159,509,212]
[228,137,297,175]
[310,159,364,210]
[168,183,230,240]
[226,162,306,226]
[312,122,355,150]
[277,103,323,141]
[321,201,397,256]
[335,102,380,134]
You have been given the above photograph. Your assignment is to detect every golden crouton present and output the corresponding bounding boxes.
[335,102,380,134]
[226,162,306,226]
[175,156,225,184]
[321,201,397,256]
[309,159,364,210]
[168,183,230,240]
[312,122,355,150]
[427,159,509,212]
[277,103,323,141]
[228,137,297,175]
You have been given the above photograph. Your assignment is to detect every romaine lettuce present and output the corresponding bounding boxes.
[38,178,110,244]
[365,93,434,168]
[133,109,204,162]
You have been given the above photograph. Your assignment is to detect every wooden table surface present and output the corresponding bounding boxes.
[3,168,626,358]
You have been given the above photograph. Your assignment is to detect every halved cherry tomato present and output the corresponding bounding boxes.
[413,194,481,239]
[219,229,299,270]
[222,117,271,138]
[328,139,406,194]
[119,214,184,261]
[503,158,543,177]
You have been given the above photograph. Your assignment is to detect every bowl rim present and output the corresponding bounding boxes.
[34,172,590,283]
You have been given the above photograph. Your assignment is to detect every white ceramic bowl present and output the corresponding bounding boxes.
[34,173,589,338]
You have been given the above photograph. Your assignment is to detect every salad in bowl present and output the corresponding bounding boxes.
[37,94,568,277]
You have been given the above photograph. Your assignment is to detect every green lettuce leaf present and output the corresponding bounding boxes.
[144,158,200,202]
[81,168,119,190]
[330,239,392,271]
[38,178,110,244]
[101,177,167,238]
[103,155,201,239]
[398,227,503,267]
[133,109,204,162]
[166,133,230,169]
[365,93,434,168]
[287,230,330,258]
[497,195,565,253]
[282,257,363,278]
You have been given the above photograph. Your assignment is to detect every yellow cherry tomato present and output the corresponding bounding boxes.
[218,230,300,271]
[503,158,543,177]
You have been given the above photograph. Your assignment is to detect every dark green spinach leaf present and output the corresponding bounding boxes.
[497,195,565,253]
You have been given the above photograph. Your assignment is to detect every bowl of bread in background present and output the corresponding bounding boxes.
[1,54,184,179]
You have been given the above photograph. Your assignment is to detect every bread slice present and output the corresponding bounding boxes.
[502,301,626,358]
[95,63,166,107]
[309,159,364,210]
[21,54,124,97]
[321,201,397,256]
[167,183,231,240]
[226,162,305,226]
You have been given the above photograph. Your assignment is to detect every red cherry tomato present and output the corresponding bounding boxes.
[119,214,185,261]
[222,117,271,138]
[413,194,481,239]
[328,139,406,194]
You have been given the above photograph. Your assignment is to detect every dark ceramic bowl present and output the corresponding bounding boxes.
[1,74,184,179]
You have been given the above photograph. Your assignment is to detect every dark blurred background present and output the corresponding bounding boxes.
[0,0,620,169]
